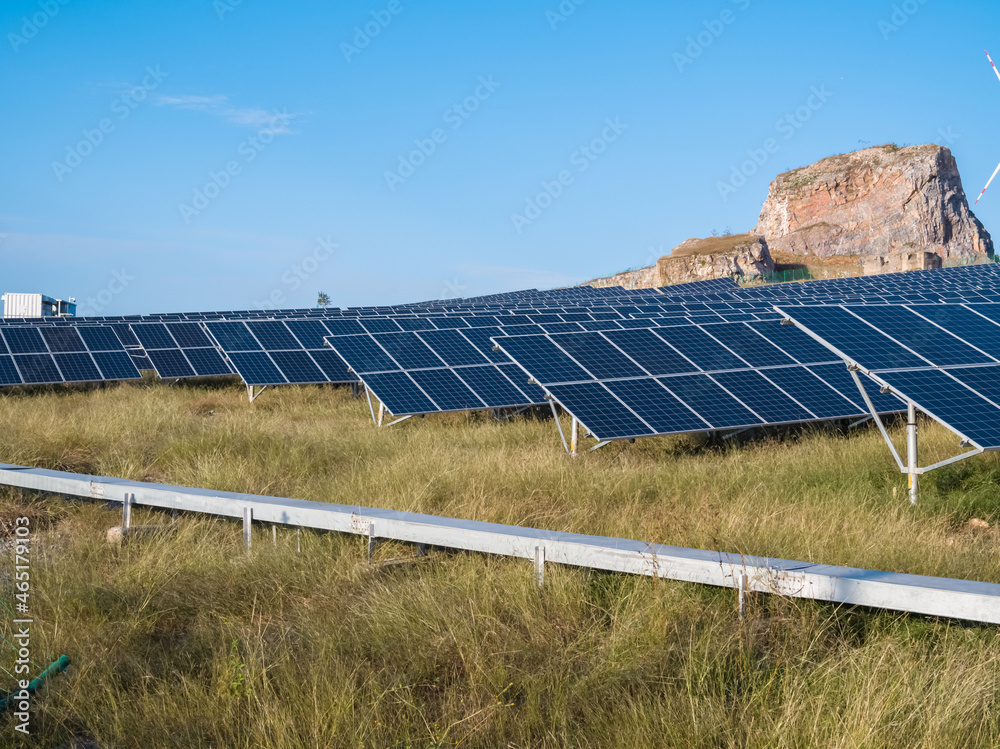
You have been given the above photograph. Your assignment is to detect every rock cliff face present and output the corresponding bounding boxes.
[584,143,993,289]
[585,235,773,289]
[755,144,993,261]
[656,235,773,285]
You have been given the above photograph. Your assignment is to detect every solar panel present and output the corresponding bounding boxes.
[493,321,901,442]
[202,320,356,387]
[777,303,1000,450]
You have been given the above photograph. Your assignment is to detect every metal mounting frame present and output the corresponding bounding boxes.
[246,384,268,403]
[848,365,985,505]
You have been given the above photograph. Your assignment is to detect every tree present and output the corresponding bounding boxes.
[317,291,331,308]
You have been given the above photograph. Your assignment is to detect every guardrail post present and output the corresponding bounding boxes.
[534,546,545,589]
[737,571,748,618]
[122,493,132,531]
[243,507,252,550]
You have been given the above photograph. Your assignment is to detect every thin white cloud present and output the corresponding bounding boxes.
[155,94,301,134]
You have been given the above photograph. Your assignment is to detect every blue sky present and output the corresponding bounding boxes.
[1,0,998,314]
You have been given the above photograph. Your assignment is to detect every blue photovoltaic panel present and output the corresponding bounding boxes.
[547,382,654,439]
[776,306,928,370]
[0,356,21,385]
[943,365,1000,406]
[324,319,367,336]
[284,319,333,349]
[205,322,262,352]
[0,335,7,355]
[489,335,592,384]
[360,318,402,334]
[548,332,647,380]
[703,323,796,368]
[805,363,903,414]
[907,305,1000,361]
[710,370,814,424]
[130,323,177,350]
[418,329,490,367]
[228,351,286,386]
[309,349,356,382]
[53,352,102,382]
[363,371,437,414]
[409,368,486,411]
[247,321,301,350]
[658,375,762,429]
[328,335,399,374]
[40,327,87,353]
[131,353,154,371]
[394,317,437,331]
[147,349,196,379]
[847,305,994,367]
[761,366,863,419]
[183,347,233,377]
[374,332,444,370]
[603,379,710,434]
[165,322,213,348]
[456,365,535,408]
[427,317,468,329]
[78,326,127,352]
[15,354,62,384]
[654,326,748,371]
[110,323,141,348]
[498,363,546,401]
[92,351,142,380]
[752,321,842,365]
[460,327,510,363]
[600,328,696,376]
[3,328,48,354]
[875,368,1000,449]
[269,350,326,384]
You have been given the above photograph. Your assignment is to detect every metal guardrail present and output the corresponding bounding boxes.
[2,462,1000,624]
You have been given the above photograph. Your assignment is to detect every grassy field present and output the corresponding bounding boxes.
[1,380,1000,747]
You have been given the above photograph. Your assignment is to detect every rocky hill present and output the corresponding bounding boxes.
[756,144,993,261]
[585,143,993,288]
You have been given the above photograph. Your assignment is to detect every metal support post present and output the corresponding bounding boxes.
[296,528,301,553]
[377,401,385,428]
[570,417,579,457]
[243,506,252,550]
[272,524,277,547]
[534,545,545,589]
[907,403,919,506]
[368,522,376,561]
[548,400,570,454]
[122,493,132,531]
[416,543,427,557]
[365,385,378,425]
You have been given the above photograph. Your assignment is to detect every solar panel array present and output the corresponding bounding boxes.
[0,325,141,386]
[492,321,904,441]
[4,262,1000,453]
[202,320,355,385]
[776,302,1000,450]
[324,329,546,415]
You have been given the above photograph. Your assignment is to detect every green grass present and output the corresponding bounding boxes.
[1,381,1000,747]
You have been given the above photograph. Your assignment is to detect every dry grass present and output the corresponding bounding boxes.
[0,381,999,747]
[668,234,760,258]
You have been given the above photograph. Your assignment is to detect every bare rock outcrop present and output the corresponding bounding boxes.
[656,234,773,284]
[755,144,993,261]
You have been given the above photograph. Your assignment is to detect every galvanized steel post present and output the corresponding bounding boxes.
[907,403,918,505]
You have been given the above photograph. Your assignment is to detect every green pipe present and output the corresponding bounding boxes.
[0,655,70,711]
